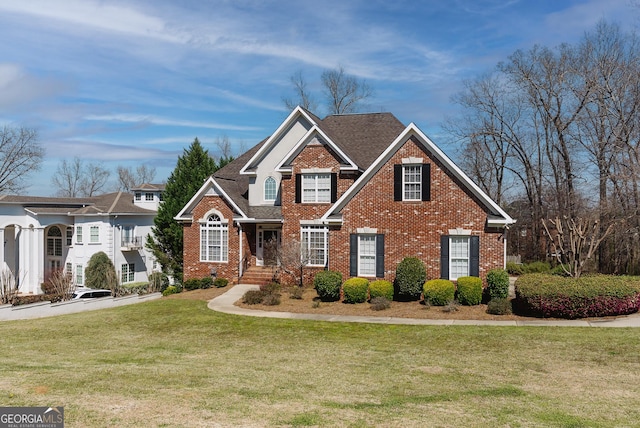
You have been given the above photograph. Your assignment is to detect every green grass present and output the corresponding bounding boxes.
[0,298,639,427]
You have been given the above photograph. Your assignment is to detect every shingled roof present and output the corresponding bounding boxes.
[208,111,405,219]
[1,191,156,216]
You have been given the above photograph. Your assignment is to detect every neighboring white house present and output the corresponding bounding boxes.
[0,184,164,295]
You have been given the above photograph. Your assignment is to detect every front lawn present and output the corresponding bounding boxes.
[0,298,639,427]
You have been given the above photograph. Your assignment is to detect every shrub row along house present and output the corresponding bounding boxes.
[0,184,163,294]
[177,107,515,285]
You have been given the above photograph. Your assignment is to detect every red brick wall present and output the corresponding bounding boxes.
[282,136,505,282]
[183,195,247,283]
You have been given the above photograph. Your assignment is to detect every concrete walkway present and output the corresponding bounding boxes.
[208,284,640,328]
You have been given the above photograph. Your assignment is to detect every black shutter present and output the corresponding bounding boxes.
[440,235,449,279]
[470,236,480,277]
[349,234,358,277]
[295,174,301,203]
[393,164,402,201]
[421,164,431,201]
[375,234,385,278]
[331,173,337,203]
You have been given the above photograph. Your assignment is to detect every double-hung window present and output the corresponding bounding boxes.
[349,232,385,278]
[358,235,377,277]
[403,165,421,201]
[76,226,83,244]
[301,226,328,266]
[449,236,470,280]
[200,214,229,262]
[394,163,430,201]
[90,226,100,243]
[302,174,331,203]
[66,227,73,246]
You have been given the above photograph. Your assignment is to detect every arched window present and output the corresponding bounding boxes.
[47,226,63,257]
[200,214,228,262]
[264,176,277,201]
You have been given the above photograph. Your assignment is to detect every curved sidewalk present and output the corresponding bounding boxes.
[208,284,640,328]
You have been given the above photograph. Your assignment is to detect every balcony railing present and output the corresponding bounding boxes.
[121,236,144,251]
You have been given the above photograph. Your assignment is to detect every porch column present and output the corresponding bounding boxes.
[0,228,4,270]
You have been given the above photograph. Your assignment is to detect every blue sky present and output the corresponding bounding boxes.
[0,0,636,196]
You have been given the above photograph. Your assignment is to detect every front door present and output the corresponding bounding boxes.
[257,228,280,266]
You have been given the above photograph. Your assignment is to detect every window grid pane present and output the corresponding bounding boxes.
[264,177,276,201]
[404,165,421,200]
[359,235,376,276]
[200,215,229,262]
[90,226,99,243]
[450,237,470,280]
[301,226,328,266]
[302,174,331,203]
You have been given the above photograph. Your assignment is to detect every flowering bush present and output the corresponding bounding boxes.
[514,274,640,319]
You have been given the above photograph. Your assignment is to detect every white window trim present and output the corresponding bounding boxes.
[301,225,328,267]
[75,226,83,244]
[199,212,229,263]
[264,176,277,202]
[75,264,83,285]
[358,234,377,277]
[121,263,135,283]
[449,236,470,280]
[89,226,100,244]
[402,164,422,201]
[302,173,331,203]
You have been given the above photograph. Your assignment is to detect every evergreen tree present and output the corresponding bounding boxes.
[147,138,218,282]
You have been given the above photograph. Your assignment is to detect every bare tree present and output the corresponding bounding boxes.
[117,164,157,191]
[322,66,373,114]
[282,66,373,115]
[282,70,318,113]
[542,216,614,278]
[52,156,110,197]
[0,126,43,194]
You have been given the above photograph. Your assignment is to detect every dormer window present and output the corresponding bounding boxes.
[264,177,277,201]
[145,193,154,201]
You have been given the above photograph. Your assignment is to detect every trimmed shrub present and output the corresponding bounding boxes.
[242,289,266,305]
[162,285,179,296]
[314,270,342,302]
[369,280,394,301]
[487,268,510,300]
[395,257,427,301]
[200,277,213,289]
[487,298,512,315]
[524,261,551,274]
[515,274,640,319]
[456,276,482,305]
[260,282,281,294]
[262,292,281,306]
[506,261,524,276]
[423,279,455,306]
[183,278,202,291]
[370,296,391,311]
[85,251,117,290]
[342,278,369,304]
[213,278,229,288]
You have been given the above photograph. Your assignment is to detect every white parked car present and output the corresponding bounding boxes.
[71,288,112,299]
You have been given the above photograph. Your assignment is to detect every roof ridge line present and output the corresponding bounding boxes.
[107,191,123,213]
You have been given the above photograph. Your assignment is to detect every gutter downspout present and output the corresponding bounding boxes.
[238,222,243,280]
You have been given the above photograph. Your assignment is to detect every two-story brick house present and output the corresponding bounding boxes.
[177,107,515,284]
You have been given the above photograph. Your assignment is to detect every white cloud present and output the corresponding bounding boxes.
[84,113,263,132]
